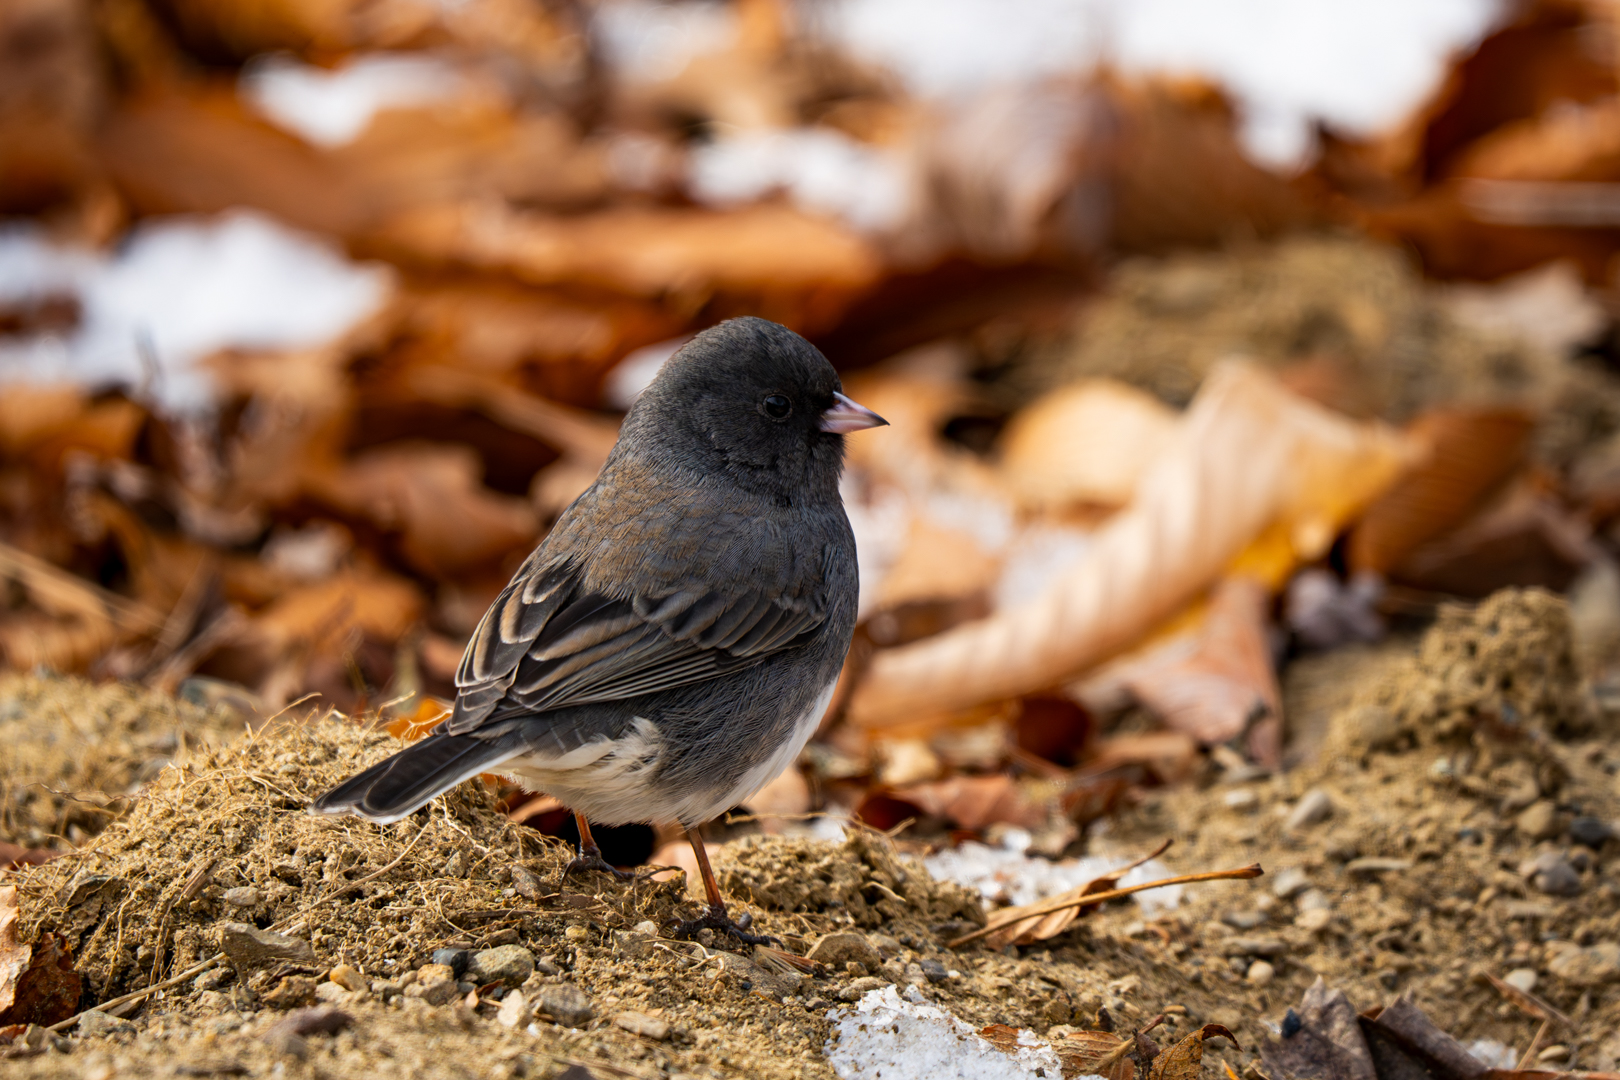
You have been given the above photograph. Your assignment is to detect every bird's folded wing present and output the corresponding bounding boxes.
[445,561,826,733]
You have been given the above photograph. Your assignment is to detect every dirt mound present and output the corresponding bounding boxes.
[1335,587,1590,752]
[0,675,249,852]
[716,832,984,932]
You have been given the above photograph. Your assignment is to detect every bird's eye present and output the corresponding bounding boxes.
[761,394,792,419]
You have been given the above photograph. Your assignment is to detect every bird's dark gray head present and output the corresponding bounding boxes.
[620,317,885,503]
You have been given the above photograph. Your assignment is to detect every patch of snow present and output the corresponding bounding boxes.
[810,0,1506,167]
[687,127,913,233]
[0,211,391,412]
[241,52,466,147]
[925,838,1183,915]
[827,985,1063,1079]
[593,0,738,83]
[1442,260,1608,357]
[1467,1041,1518,1071]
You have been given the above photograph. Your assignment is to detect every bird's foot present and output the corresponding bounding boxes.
[560,844,634,883]
[670,904,780,947]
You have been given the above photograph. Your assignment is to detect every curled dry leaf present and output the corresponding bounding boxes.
[1148,1025,1242,1080]
[850,362,1414,728]
[0,886,81,1028]
[886,773,1049,832]
[1105,576,1283,766]
[1050,1028,1138,1080]
[1349,408,1534,576]
[998,379,1179,512]
[981,1023,1138,1080]
[304,442,538,579]
[979,839,1173,950]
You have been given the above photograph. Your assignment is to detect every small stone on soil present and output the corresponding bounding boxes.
[807,931,882,970]
[431,948,471,977]
[538,982,594,1027]
[614,1011,671,1040]
[1285,789,1333,830]
[218,923,316,970]
[467,945,535,986]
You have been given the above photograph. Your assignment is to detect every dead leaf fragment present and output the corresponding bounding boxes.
[0,886,82,1028]
[1148,1025,1242,1080]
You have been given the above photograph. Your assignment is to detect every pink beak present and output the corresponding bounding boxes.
[819,392,888,434]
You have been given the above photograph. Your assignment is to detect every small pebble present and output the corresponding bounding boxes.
[1515,801,1560,842]
[564,926,590,943]
[1221,910,1266,930]
[222,887,262,908]
[614,1011,671,1041]
[807,932,882,970]
[328,964,366,992]
[1295,908,1333,931]
[510,866,545,900]
[1569,816,1613,847]
[496,990,532,1029]
[1271,867,1310,899]
[539,983,594,1028]
[431,949,470,978]
[918,959,949,984]
[1533,858,1582,897]
[1285,789,1333,831]
[1504,968,1538,993]
[1223,790,1259,812]
[76,1011,135,1038]
[1538,1046,1570,1063]
[467,945,535,987]
[838,977,888,1002]
[1246,961,1275,987]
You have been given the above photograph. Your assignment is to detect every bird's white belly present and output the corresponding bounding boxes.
[500,678,838,827]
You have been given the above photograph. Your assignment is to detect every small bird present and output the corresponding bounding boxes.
[311,317,886,942]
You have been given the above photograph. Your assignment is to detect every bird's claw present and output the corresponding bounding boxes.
[560,846,634,883]
[670,905,780,947]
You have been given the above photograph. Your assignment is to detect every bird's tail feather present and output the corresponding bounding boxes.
[310,735,517,824]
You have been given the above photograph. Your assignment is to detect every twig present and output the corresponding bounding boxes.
[47,953,226,1032]
[1517,1018,1552,1069]
[948,863,1264,947]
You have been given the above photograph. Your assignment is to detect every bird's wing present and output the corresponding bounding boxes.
[443,559,828,733]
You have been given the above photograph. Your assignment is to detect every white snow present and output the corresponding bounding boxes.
[925,834,1183,915]
[687,127,913,232]
[593,0,738,83]
[826,985,1066,1080]
[1467,1041,1518,1071]
[241,52,466,147]
[0,211,392,411]
[811,0,1506,166]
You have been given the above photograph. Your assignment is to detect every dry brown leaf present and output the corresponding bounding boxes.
[305,442,538,578]
[875,516,1001,611]
[1082,731,1201,783]
[0,885,81,1028]
[1349,408,1534,576]
[1107,576,1283,765]
[1052,1029,1137,1080]
[1148,1025,1242,1080]
[998,379,1178,512]
[887,773,1048,831]
[372,201,883,302]
[979,840,1172,949]
[850,362,1414,727]
[248,566,425,663]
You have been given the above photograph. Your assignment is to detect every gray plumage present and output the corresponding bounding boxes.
[312,317,863,828]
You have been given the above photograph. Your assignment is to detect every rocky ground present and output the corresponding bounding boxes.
[2,587,1619,1078]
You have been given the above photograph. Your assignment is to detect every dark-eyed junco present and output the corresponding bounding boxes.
[312,317,886,941]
